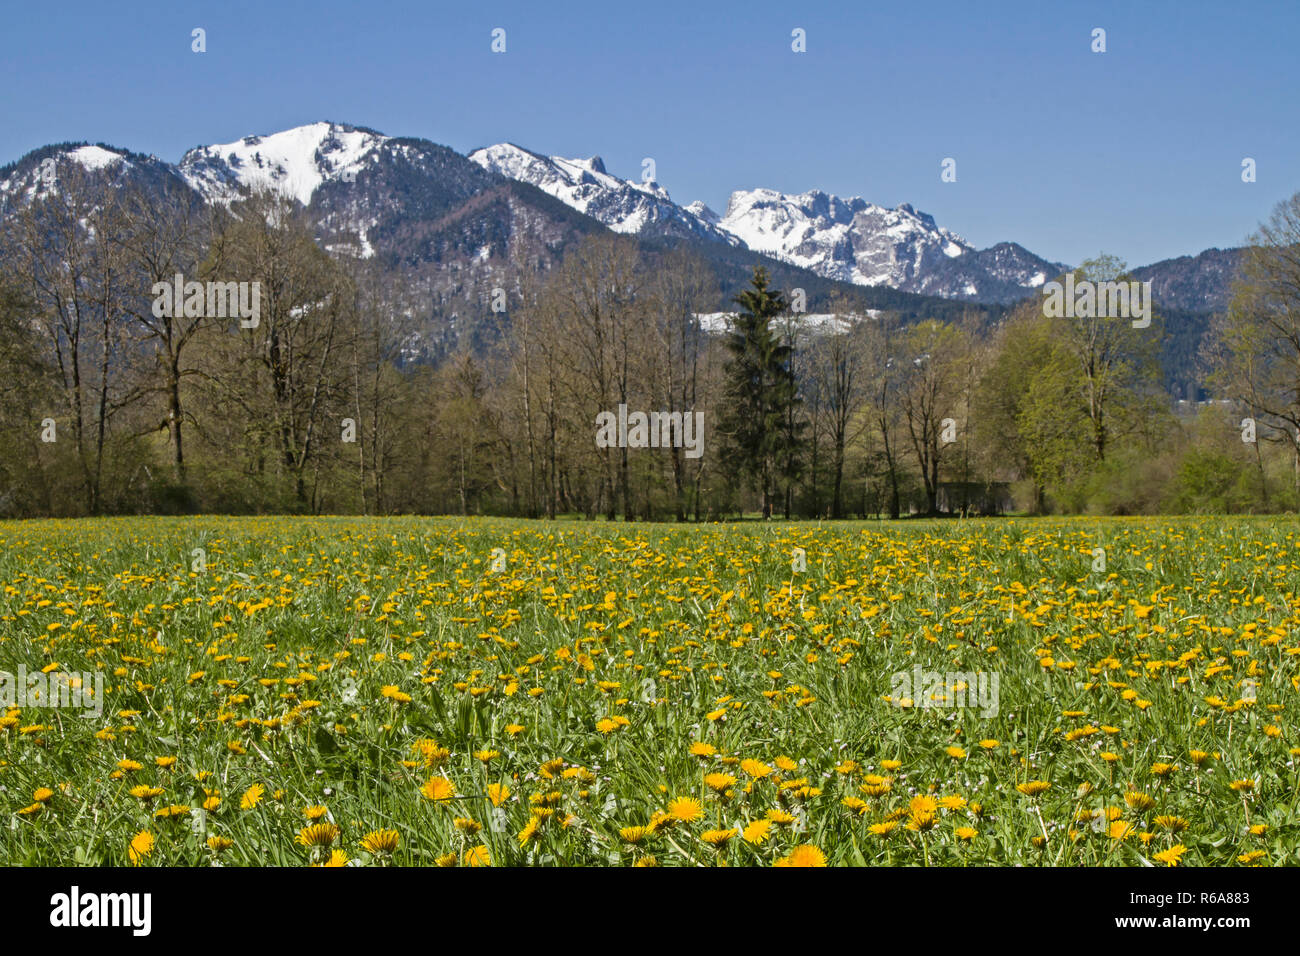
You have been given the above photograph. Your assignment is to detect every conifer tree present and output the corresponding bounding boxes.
[719,267,801,518]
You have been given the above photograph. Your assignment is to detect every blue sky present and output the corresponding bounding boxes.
[3,0,1297,267]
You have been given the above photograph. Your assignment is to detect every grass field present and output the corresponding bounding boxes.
[1,515,1297,867]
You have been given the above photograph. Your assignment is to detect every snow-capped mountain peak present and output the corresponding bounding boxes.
[179,121,388,205]
[0,143,138,205]
[717,187,971,287]
[468,142,739,245]
[684,200,721,226]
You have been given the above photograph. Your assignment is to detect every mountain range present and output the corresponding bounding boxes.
[466,140,1070,303]
[0,120,1245,388]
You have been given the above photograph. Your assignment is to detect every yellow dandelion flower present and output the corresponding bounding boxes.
[742,819,772,844]
[296,823,340,847]
[421,777,456,802]
[1153,844,1187,867]
[909,795,938,817]
[311,849,348,867]
[701,828,736,846]
[667,797,703,823]
[1124,791,1155,812]
[1108,820,1135,841]
[703,772,737,793]
[517,816,541,845]
[128,830,154,866]
[361,829,400,854]
[620,826,651,844]
[775,844,827,867]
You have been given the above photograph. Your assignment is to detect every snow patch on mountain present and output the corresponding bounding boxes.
[67,146,128,172]
[696,310,881,336]
[179,122,388,205]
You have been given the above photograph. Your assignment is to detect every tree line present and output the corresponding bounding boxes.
[2,170,1299,520]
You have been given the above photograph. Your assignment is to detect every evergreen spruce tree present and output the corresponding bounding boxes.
[719,267,801,519]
